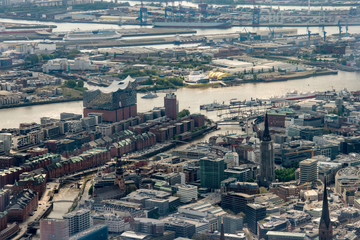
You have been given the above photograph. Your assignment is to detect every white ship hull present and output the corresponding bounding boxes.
[63,30,122,41]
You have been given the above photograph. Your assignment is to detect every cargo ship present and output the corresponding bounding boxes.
[63,29,122,41]
[153,21,232,29]
[0,25,53,34]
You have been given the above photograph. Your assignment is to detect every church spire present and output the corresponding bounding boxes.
[220,217,225,240]
[319,177,332,240]
[263,113,271,141]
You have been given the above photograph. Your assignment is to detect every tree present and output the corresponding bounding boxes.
[25,54,40,65]
[77,80,84,88]
[178,109,190,118]
[88,185,93,196]
[275,168,296,182]
[65,80,77,88]
[260,187,268,194]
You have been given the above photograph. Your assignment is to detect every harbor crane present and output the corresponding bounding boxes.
[338,20,342,40]
[268,27,275,39]
[307,26,311,45]
[198,0,208,18]
[243,27,252,41]
[322,25,327,41]
[164,0,169,18]
[345,18,349,37]
[139,0,147,24]
[252,0,260,25]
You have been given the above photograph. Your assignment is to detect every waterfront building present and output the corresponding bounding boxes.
[63,209,91,236]
[200,157,225,189]
[13,171,47,198]
[259,113,275,188]
[164,92,178,120]
[83,76,137,123]
[6,189,38,222]
[299,158,318,184]
[319,179,333,240]
[40,219,70,240]
[69,224,108,240]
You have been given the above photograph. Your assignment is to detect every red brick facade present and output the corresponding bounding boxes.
[84,104,137,123]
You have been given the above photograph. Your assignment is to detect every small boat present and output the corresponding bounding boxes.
[141,92,158,99]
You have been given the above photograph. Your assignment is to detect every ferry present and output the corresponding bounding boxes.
[141,92,158,99]
[271,91,317,102]
[63,29,122,41]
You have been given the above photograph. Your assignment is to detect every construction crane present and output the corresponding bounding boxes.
[171,0,175,19]
[243,27,252,41]
[178,0,183,17]
[338,20,342,40]
[139,0,147,24]
[164,0,169,18]
[198,0,208,18]
[307,25,311,45]
[322,25,327,41]
[268,26,275,39]
[252,0,260,25]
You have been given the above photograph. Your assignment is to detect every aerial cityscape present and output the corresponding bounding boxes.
[0,0,359,240]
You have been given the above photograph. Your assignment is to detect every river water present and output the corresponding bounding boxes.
[1,16,359,36]
[1,70,359,129]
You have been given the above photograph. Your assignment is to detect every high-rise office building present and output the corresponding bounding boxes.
[164,93,178,120]
[299,158,318,184]
[223,215,243,234]
[0,133,11,154]
[177,185,198,203]
[259,113,275,187]
[245,203,266,235]
[221,192,254,214]
[63,209,91,236]
[200,157,225,189]
[40,219,70,240]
